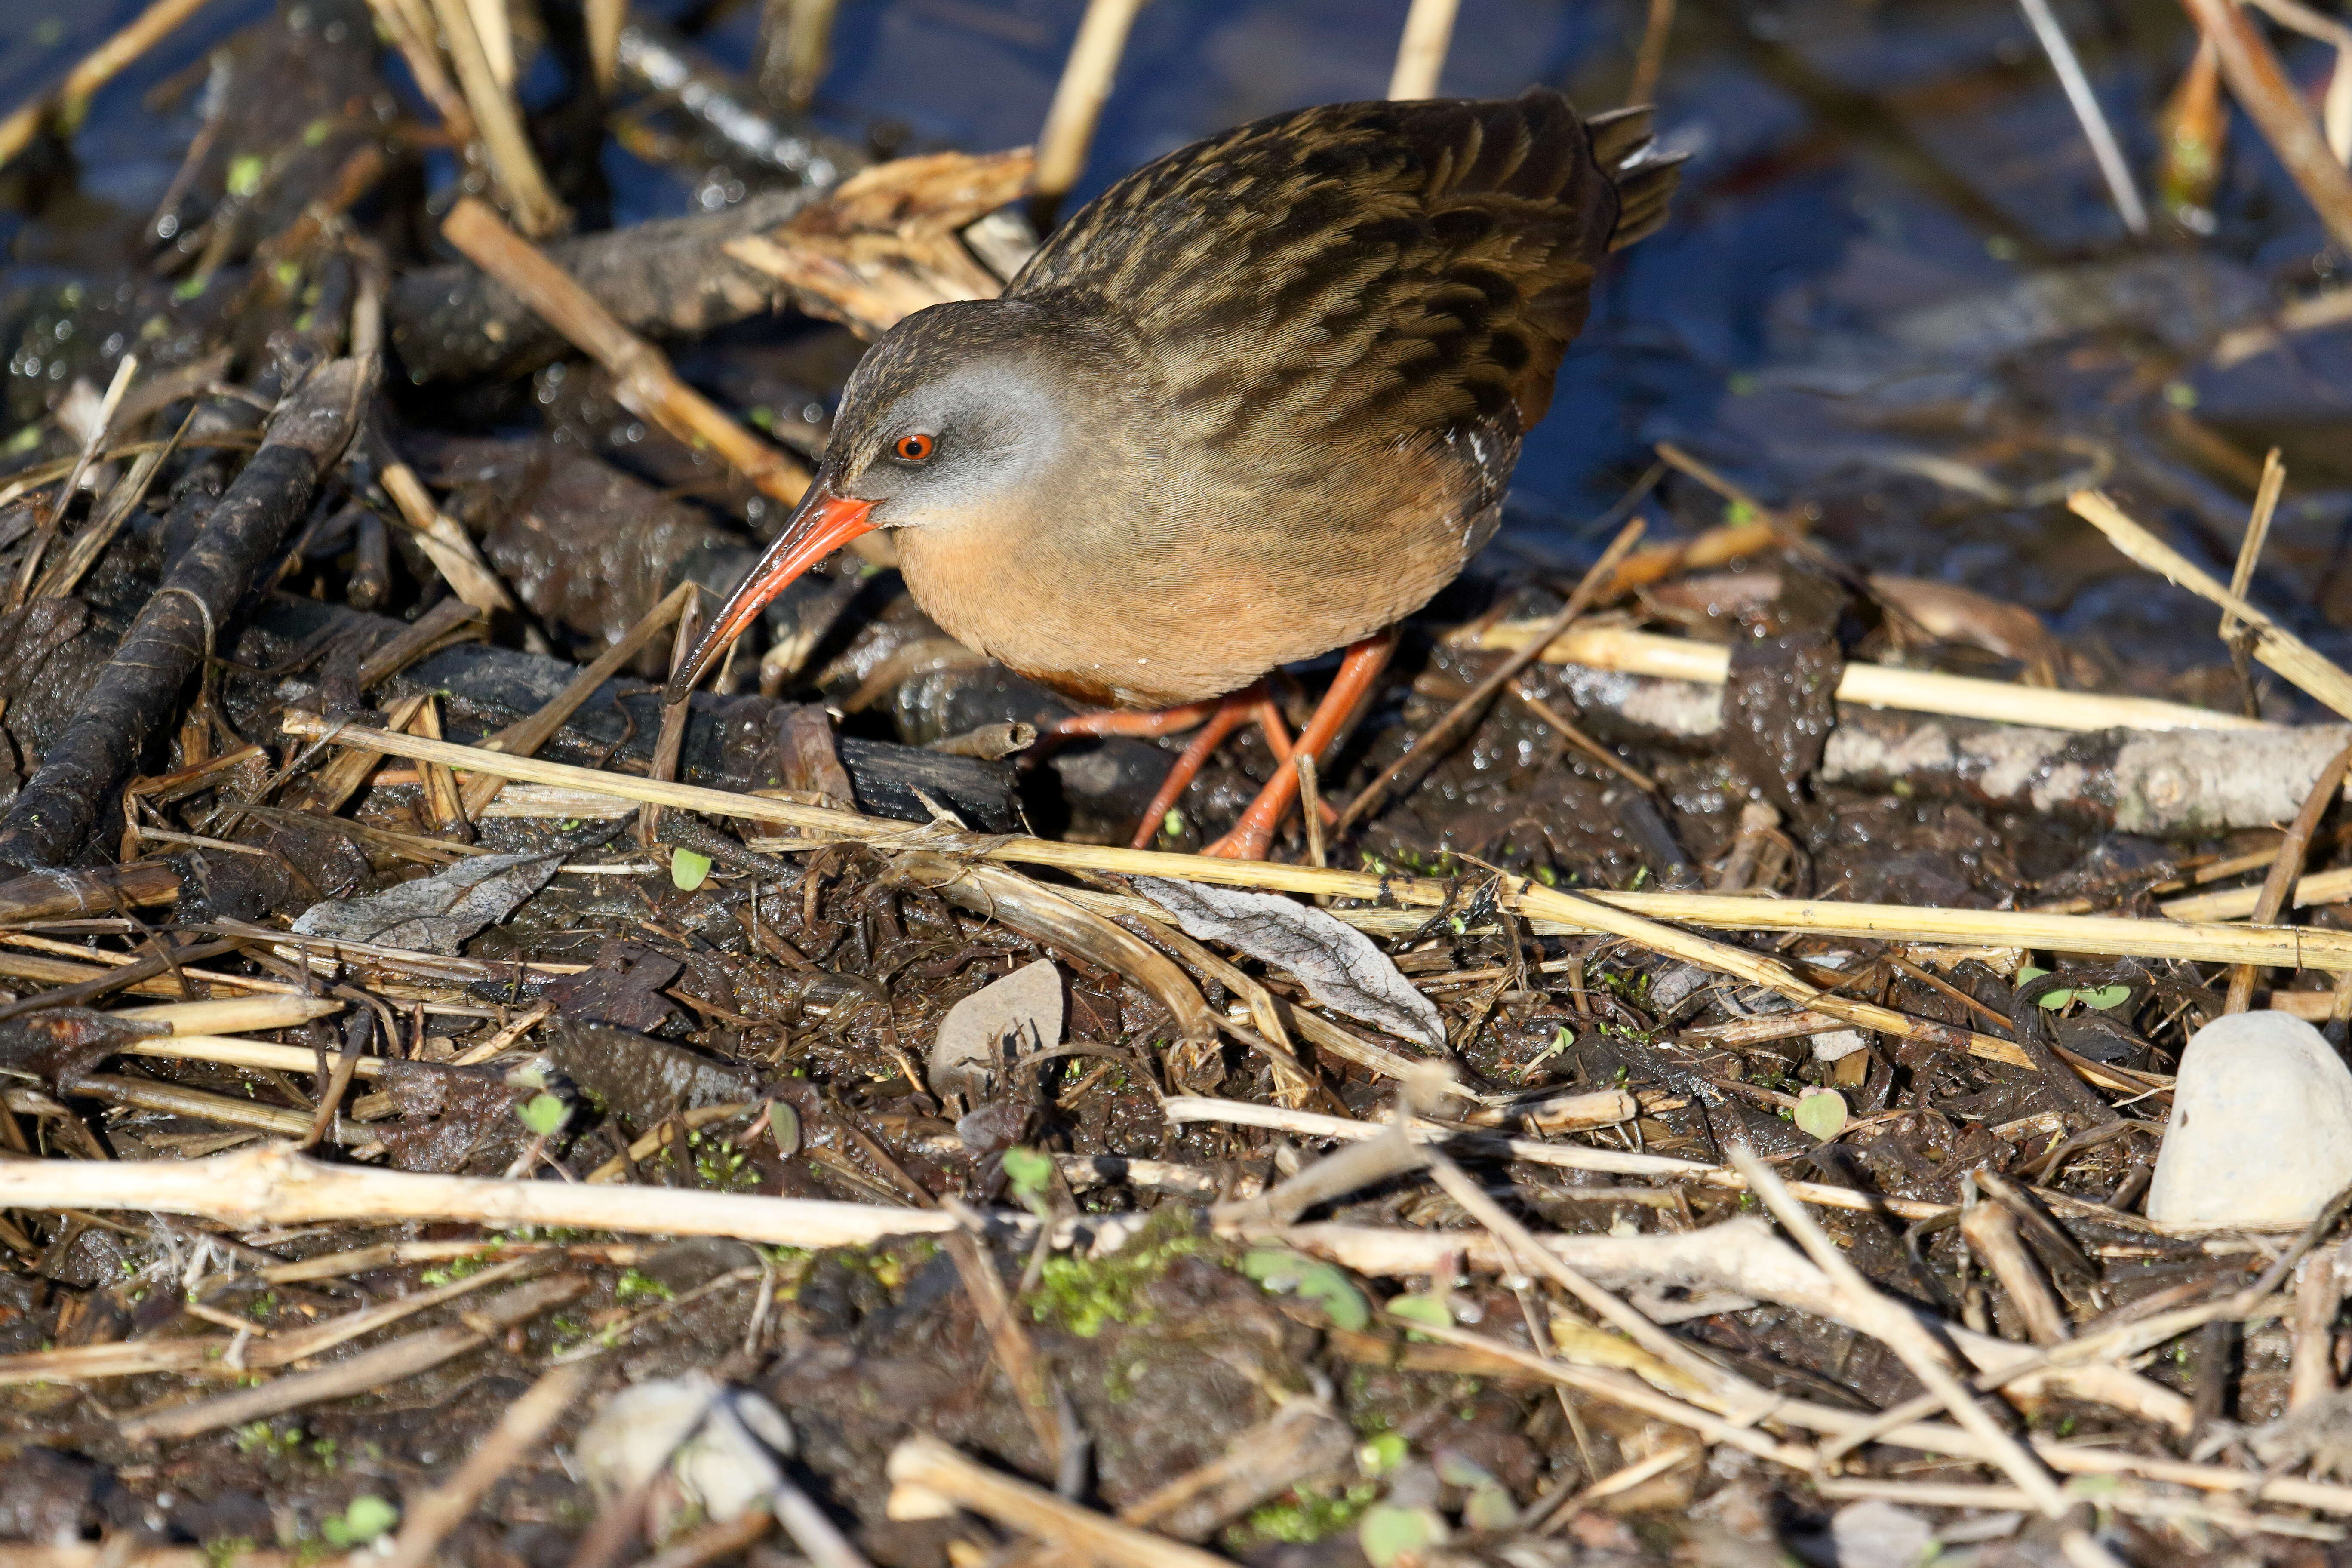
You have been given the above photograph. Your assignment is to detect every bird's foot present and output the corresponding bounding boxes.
[1196,630,1399,861]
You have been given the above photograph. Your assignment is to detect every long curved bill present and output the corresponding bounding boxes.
[663,486,876,705]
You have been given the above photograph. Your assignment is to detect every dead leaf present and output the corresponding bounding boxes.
[1133,878,1445,1051]
[722,148,1034,338]
[549,1019,760,1129]
[373,1060,533,1174]
[289,851,563,954]
[546,940,686,1033]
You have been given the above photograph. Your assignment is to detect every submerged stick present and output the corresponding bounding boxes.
[0,0,217,170]
[2015,0,2150,234]
[2182,0,2352,253]
[0,357,370,871]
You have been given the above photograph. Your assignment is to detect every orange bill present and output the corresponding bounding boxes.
[663,488,877,705]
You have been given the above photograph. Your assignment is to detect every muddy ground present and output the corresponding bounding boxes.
[3,0,2352,1566]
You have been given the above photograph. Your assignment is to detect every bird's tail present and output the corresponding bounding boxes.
[1584,105,1685,252]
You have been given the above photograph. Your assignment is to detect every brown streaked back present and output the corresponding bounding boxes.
[1008,89,1670,447]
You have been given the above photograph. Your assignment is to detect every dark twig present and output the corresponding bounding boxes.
[0,357,370,871]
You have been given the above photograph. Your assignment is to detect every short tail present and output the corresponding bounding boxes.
[1584,104,1684,252]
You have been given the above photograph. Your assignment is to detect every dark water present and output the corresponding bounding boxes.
[6,0,2349,676]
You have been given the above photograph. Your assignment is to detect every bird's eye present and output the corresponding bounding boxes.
[894,433,935,462]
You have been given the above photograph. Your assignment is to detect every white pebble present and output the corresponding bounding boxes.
[2148,1010,2352,1230]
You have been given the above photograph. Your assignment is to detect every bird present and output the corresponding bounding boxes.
[667,87,1680,858]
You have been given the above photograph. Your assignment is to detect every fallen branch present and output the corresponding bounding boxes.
[0,1142,974,1246]
[0,358,370,870]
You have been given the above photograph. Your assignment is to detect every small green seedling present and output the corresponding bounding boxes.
[517,1093,569,1136]
[1384,1294,1451,1340]
[1001,1145,1054,1206]
[1242,1248,1368,1331]
[1792,1088,1848,1141]
[1435,1454,1516,1532]
[320,1496,397,1548]
[1357,1431,1408,1476]
[2015,965,2129,1011]
[670,848,713,891]
[1359,1504,1447,1567]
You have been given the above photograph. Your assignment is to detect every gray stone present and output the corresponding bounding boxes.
[2148,1011,2352,1230]
[1828,1500,1934,1568]
[575,1374,795,1543]
[930,958,1062,1106]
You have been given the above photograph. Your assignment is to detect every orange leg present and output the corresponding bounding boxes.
[1243,694,1339,827]
[1205,632,1395,860]
[1124,685,1265,849]
[1043,698,1223,740]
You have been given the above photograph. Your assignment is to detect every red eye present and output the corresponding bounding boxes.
[894,433,935,461]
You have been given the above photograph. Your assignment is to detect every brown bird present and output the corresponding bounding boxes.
[669,88,1679,857]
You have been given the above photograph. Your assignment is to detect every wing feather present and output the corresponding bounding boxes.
[1012,89,1666,442]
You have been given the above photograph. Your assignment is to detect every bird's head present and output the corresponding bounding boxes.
[665,297,1109,703]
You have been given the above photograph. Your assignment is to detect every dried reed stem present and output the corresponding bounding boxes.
[2071,487,2352,719]
[1727,1147,2075,1522]
[1338,518,1645,831]
[10,353,137,611]
[2226,737,2352,1011]
[372,443,520,612]
[586,0,627,92]
[1466,618,2266,733]
[0,1142,972,1246]
[1627,0,1675,105]
[1387,0,1462,99]
[1032,0,1147,218]
[427,0,567,236]
[887,1436,1231,1568]
[277,710,2352,981]
[460,578,695,816]
[2181,0,2352,252]
[361,0,480,144]
[2226,447,2288,647]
